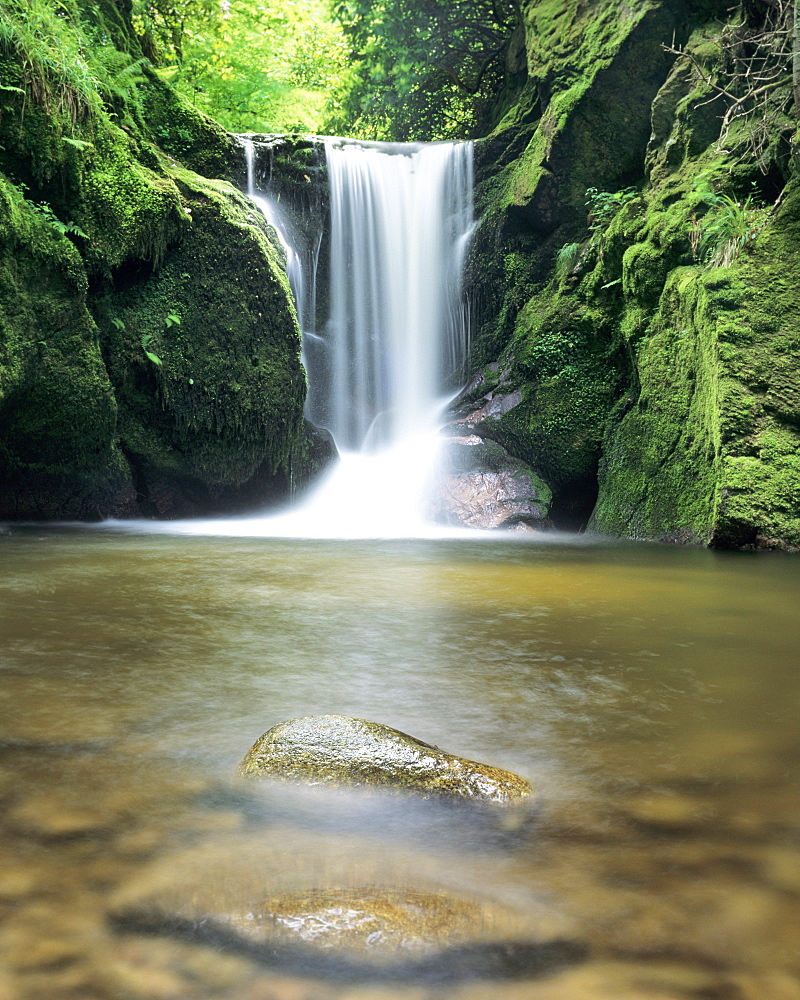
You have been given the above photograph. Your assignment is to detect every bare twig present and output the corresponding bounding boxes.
[661,0,797,170]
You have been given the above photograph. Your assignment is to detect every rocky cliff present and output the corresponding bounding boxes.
[467,0,800,547]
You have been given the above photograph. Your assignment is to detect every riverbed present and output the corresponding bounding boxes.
[1,528,798,999]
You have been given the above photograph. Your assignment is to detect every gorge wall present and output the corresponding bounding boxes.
[466,0,800,547]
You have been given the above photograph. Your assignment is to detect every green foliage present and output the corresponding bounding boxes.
[325,0,520,140]
[0,0,104,124]
[140,332,163,364]
[133,0,348,132]
[26,199,87,238]
[585,186,638,233]
[0,0,154,132]
[554,242,582,283]
[693,187,769,268]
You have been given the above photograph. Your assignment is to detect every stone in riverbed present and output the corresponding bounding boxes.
[211,887,585,979]
[113,879,584,981]
[109,832,586,982]
[238,716,533,808]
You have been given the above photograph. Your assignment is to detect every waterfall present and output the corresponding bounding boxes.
[163,137,474,538]
[285,138,475,537]
[307,139,474,452]
[241,137,317,343]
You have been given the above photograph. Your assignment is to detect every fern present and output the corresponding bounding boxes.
[0,0,104,124]
[140,333,162,365]
[60,136,93,152]
[694,187,768,268]
[28,201,87,238]
[554,241,582,282]
[586,186,638,233]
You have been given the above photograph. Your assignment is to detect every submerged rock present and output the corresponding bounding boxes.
[109,831,586,981]
[113,876,585,982]
[239,715,533,808]
[230,888,507,955]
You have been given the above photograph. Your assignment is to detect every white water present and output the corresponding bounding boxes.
[274,138,475,539]
[104,138,475,539]
[242,138,309,336]
[311,139,473,451]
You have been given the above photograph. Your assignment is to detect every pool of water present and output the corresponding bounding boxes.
[1,527,798,999]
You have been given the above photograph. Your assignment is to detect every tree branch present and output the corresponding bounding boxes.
[435,41,507,95]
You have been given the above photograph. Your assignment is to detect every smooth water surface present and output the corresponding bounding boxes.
[0,529,798,1000]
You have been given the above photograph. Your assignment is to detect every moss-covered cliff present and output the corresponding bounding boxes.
[0,0,324,519]
[469,0,800,547]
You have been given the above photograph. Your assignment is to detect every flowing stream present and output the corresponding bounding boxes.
[2,143,798,999]
[0,531,798,999]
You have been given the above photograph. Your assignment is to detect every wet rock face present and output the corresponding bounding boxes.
[434,436,552,530]
[239,716,533,807]
[433,374,555,530]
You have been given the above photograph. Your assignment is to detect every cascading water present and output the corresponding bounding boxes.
[241,137,312,339]
[307,139,473,452]
[237,137,475,539]
[133,138,475,538]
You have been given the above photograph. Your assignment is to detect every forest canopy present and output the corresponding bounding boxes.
[326,0,521,140]
[132,0,349,132]
[0,0,519,137]
[132,0,520,137]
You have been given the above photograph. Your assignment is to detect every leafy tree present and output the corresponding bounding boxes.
[132,0,348,132]
[325,0,522,141]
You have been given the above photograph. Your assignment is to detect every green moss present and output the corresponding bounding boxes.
[473,1,800,547]
[719,453,800,548]
[710,185,800,547]
[501,2,680,229]
[240,715,534,807]
[472,295,626,529]
[94,171,306,499]
[0,0,314,519]
[138,70,240,180]
[590,271,722,543]
[0,174,129,518]
[622,241,671,307]
[79,128,188,272]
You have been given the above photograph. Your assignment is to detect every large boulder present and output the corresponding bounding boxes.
[239,715,533,808]
[434,437,551,530]
[0,1,331,521]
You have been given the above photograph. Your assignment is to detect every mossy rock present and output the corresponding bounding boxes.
[470,0,800,548]
[239,716,533,808]
[139,69,241,181]
[0,174,134,518]
[95,169,309,516]
[590,270,722,544]
[0,0,323,520]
